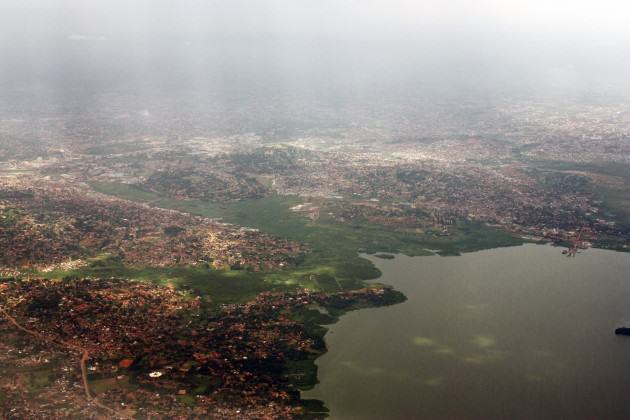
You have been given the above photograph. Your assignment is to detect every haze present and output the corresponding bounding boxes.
[2,0,630,100]
[3,2,630,419]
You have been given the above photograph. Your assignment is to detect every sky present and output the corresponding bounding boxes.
[2,0,630,41]
[1,0,629,99]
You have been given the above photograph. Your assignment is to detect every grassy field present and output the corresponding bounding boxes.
[84,182,524,301]
[41,256,291,304]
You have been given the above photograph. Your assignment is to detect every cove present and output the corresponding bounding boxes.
[304,244,630,420]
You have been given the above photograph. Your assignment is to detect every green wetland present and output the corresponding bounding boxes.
[87,181,523,299]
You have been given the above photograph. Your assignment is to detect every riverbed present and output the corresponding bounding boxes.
[304,244,630,419]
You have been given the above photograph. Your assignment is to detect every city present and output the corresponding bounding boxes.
[2,1,630,419]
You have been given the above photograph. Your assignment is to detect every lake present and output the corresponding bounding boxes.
[304,244,630,420]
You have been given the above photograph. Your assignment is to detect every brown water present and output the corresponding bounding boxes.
[304,244,630,420]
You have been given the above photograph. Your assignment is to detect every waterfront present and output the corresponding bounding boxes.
[305,244,630,419]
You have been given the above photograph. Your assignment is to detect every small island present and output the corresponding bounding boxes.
[615,327,630,336]
[373,253,396,260]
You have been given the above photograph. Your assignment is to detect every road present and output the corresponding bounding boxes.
[0,305,130,418]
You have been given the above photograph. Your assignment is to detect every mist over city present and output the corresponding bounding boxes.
[2,2,630,419]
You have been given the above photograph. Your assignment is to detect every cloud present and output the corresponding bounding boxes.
[67,33,107,42]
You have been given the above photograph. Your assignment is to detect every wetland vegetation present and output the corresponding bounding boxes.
[87,181,524,300]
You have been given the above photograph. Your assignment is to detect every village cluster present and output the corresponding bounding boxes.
[0,277,397,419]
[0,177,306,273]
